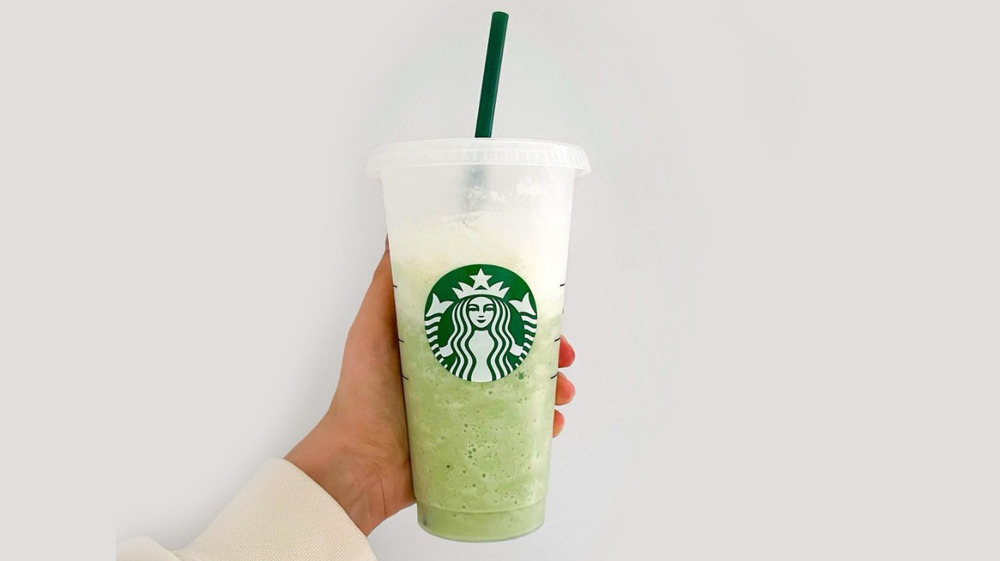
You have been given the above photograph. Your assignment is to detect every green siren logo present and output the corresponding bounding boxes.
[424,264,537,382]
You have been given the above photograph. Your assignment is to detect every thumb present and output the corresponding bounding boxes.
[349,245,397,340]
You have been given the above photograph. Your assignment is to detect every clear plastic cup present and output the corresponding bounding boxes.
[367,138,589,541]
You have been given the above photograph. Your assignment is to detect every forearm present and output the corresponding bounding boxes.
[119,458,378,561]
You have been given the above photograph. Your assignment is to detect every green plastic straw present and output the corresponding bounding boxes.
[475,12,509,138]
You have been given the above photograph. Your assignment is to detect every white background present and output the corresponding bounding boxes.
[2,0,998,559]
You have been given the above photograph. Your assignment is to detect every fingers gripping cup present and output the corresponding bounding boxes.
[367,139,589,541]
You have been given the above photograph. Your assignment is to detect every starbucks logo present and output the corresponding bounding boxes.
[424,264,537,382]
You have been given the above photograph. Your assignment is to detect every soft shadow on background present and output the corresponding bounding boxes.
[2,0,996,559]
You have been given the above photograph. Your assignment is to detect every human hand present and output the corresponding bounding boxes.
[286,244,577,535]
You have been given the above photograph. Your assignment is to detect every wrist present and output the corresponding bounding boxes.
[285,415,388,535]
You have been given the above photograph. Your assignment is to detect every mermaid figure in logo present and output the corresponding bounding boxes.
[438,295,525,382]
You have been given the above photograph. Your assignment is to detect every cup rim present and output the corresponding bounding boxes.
[366,138,590,179]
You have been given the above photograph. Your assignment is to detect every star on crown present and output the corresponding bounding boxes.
[453,268,510,299]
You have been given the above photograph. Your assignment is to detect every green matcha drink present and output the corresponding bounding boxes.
[368,139,589,541]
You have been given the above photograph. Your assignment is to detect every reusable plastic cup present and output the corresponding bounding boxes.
[367,138,589,541]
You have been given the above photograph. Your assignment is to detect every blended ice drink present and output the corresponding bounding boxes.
[367,139,589,541]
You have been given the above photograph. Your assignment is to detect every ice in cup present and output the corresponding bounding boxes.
[367,138,589,541]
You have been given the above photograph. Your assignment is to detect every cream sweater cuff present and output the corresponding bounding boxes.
[117,458,378,561]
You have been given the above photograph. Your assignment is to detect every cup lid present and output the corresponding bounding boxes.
[366,138,590,179]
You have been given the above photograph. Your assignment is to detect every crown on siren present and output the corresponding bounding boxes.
[452,268,510,299]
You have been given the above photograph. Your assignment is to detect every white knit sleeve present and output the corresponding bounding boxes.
[117,458,378,561]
